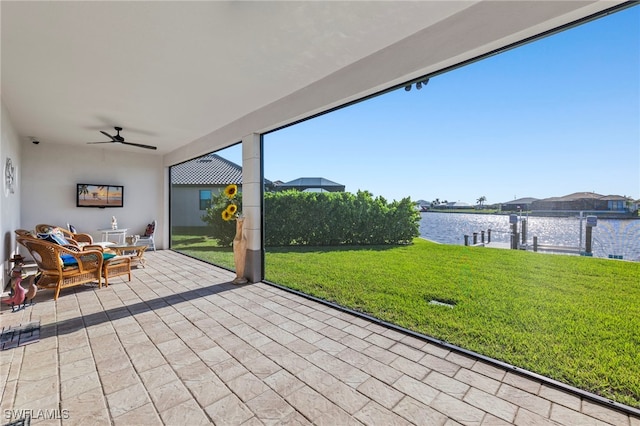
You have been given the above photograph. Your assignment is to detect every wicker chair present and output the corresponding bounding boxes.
[16,236,103,300]
[15,229,36,238]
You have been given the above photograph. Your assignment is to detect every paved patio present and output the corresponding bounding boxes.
[1,250,638,425]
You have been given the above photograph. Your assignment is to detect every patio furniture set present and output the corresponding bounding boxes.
[8,223,152,301]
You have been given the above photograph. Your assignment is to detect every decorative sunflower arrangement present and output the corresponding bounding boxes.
[221,184,242,221]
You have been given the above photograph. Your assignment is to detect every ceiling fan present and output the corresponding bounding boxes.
[88,127,157,150]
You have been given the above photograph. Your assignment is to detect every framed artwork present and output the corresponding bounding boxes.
[4,157,16,196]
[76,184,124,208]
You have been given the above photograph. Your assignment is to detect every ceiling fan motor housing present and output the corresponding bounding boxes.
[113,127,124,141]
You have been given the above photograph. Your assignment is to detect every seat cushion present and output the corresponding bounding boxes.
[61,252,115,266]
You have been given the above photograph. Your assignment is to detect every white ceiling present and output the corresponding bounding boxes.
[1,1,628,162]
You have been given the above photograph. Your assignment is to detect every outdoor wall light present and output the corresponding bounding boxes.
[404,78,430,92]
[416,78,429,90]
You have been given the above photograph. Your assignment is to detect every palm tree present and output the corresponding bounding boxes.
[78,185,89,200]
[477,196,487,208]
[99,186,109,204]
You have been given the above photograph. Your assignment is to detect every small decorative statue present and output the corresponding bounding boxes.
[2,255,28,312]
[111,215,118,230]
[24,274,38,305]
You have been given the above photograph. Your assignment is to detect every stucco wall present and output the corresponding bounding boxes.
[1,100,23,289]
[171,186,224,227]
[20,141,165,249]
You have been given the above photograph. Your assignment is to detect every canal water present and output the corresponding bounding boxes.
[419,212,640,261]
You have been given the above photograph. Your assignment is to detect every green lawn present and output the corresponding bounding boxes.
[172,235,640,408]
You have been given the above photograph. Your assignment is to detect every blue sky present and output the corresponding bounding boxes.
[231,5,639,205]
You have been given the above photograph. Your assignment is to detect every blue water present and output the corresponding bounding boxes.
[419,212,640,261]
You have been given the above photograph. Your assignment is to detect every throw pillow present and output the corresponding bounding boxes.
[144,222,155,237]
[37,232,70,246]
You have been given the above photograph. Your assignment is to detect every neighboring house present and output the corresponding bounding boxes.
[170,154,274,227]
[433,201,474,210]
[530,192,636,216]
[501,197,539,212]
[449,201,474,209]
[273,177,345,192]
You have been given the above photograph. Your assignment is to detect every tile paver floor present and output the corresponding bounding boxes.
[1,250,638,425]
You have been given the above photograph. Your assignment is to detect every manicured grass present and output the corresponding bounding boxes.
[172,233,235,269]
[173,235,640,408]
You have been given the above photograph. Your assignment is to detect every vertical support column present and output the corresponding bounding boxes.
[584,216,596,256]
[585,225,593,255]
[509,214,518,249]
[242,133,262,283]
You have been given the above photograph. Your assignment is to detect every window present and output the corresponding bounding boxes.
[608,200,625,211]
[199,190,211,210]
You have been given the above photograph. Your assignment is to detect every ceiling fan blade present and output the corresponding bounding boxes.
[87,141,115,144]
[121,141,157,150]
[100,131,117,141]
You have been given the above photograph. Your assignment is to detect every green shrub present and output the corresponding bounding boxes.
[264,190,419,246]
[202,189,420,247]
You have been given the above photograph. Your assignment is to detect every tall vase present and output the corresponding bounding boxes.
[232,217,248,284]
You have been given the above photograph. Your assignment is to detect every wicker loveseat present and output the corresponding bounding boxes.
[16,235,104,300]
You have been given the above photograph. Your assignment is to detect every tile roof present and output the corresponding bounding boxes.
[170,153,242,185]
[539,192,632,202]
[502,197,539,204]
[277,177,345,190]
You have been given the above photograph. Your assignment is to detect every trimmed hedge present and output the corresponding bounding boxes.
[202,189,420,247]
[264,190,419,246]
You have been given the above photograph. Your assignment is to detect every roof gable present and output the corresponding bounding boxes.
[283,177,342,187]
[502,197,539,204]
[277,177,345,192]
[171,154,242,185]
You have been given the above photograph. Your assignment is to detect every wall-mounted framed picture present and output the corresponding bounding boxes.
[76,184,124,208]
[4,157,16,196]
